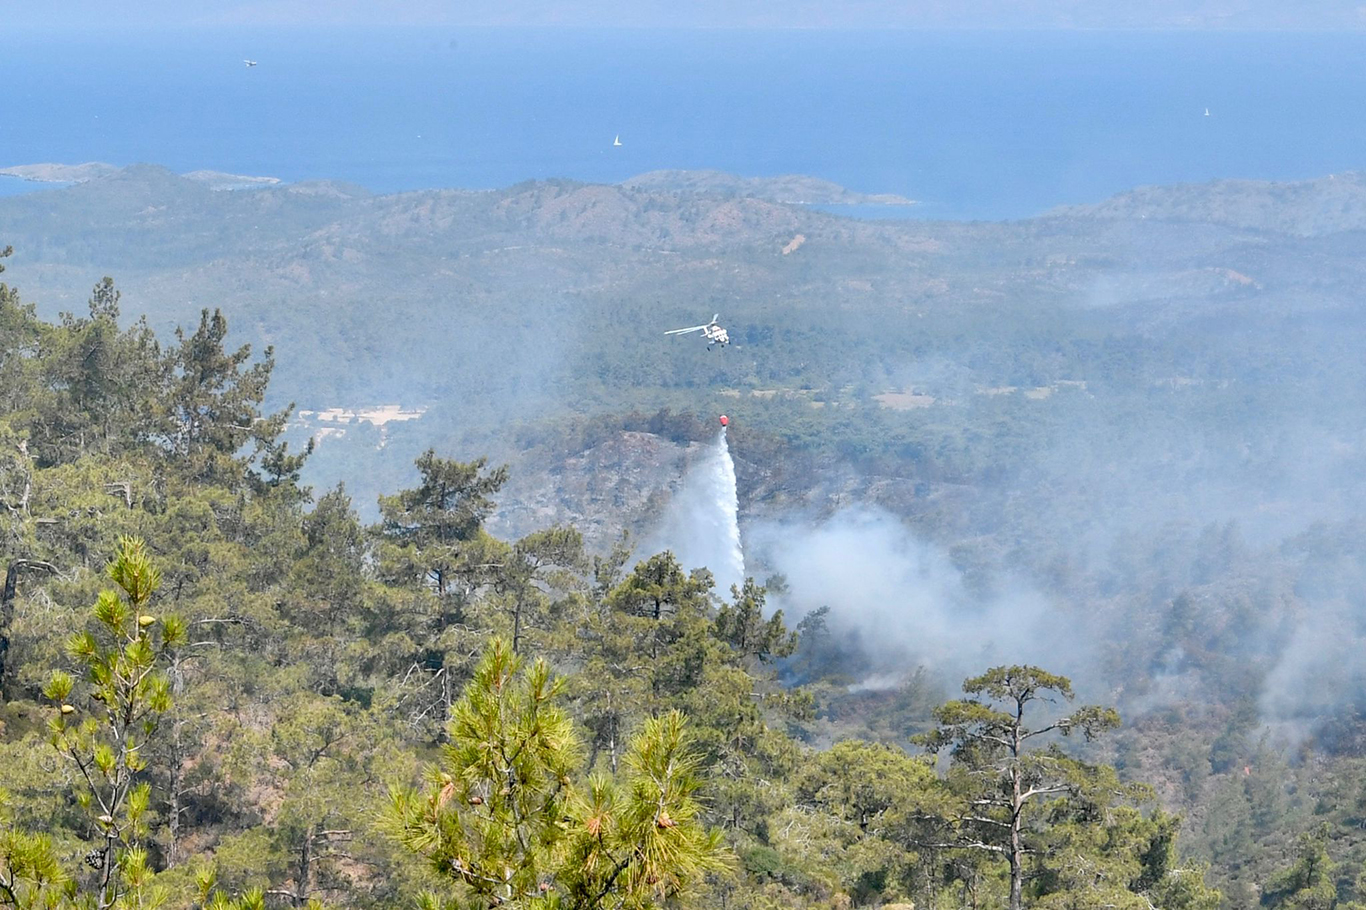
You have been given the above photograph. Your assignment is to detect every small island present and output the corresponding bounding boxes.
[182,169,282,190]
[0,162,121,183]
[1,162,280,191]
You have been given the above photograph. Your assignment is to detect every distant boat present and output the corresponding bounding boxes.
[613,135,622,147]
[1204,108,1210,116]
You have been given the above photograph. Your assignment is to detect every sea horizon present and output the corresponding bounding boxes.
[3,26,1364,219]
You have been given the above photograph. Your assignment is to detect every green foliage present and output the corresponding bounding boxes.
[916,666,1128,910]
[0,265,1232,910]
[490,525,588,654]
[569,552,712,772]
[159,308,291,485]
[1262,826,1346,910]
[44,537,182,910]
[33,279,162,466]
[388,638,725,910]
[713,579,796,663]
[788,741,940,905]
[376,450,508,597]
[219,692,387,907]
[283,485,368,695]
[0,787,73,910]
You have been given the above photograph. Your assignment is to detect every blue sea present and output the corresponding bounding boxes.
[2,28,1365,219]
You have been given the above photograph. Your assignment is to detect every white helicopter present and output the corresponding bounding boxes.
[665,314,730,349]
[244,59,258,67]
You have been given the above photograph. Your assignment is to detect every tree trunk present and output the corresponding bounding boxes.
[98,830,118,910]
[1,558,57,695]
[608,690,618,774]
[165,657,187,866]
[1009,773,1024,910]
[167,763,182,867]
[0,561,17,693]
[295,827,314,908]
[1009,697,1025,910]
[1008,836,1023,910]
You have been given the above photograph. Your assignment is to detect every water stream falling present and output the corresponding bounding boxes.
[650,428,746,595]
[713,428,747,592]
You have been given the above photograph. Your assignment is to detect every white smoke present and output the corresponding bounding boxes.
[648,429,747,595]
[749,508,1093,685]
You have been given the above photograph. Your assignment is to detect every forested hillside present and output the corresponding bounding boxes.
[8,161,1366,910]
[0,244,1240,910]
[7,165,1366,531]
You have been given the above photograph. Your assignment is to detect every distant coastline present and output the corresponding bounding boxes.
[11,161,1366,234]
[0,161,914,210]
[0,162,281,191]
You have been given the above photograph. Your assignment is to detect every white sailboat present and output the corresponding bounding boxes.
[613,134,622,147]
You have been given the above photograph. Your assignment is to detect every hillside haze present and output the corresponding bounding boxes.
[8,161,1366,906]
[12,8,1366,906]
[6,164,1366,526]
[6,161,1366,583]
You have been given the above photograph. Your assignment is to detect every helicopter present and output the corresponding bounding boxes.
[664,314,730,350]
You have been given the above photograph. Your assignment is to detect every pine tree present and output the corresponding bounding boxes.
[915,666,1122,910]
[376,450,508,600]
[387,638,725,910]
[43,537,184,910]
[1263,826,1345,910]
[0,787,71,910]
[37,279,161,463]
[713,579,796,663]
[491,526,587,655]
[571,552,713,772]
[158,309,290,485]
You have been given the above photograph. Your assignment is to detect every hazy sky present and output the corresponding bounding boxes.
[8,0,1366,29]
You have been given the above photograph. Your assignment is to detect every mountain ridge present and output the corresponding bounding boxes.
[1049,171,1366,236]
[620,169,916,207]
[2,162,1360,424]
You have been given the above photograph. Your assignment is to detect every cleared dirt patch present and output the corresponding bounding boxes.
[875,391,936,410]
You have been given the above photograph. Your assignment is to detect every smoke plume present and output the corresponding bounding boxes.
[749,507,1093,688]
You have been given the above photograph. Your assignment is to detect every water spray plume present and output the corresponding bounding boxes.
[649,428,746,595]
[715,427,745,590]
